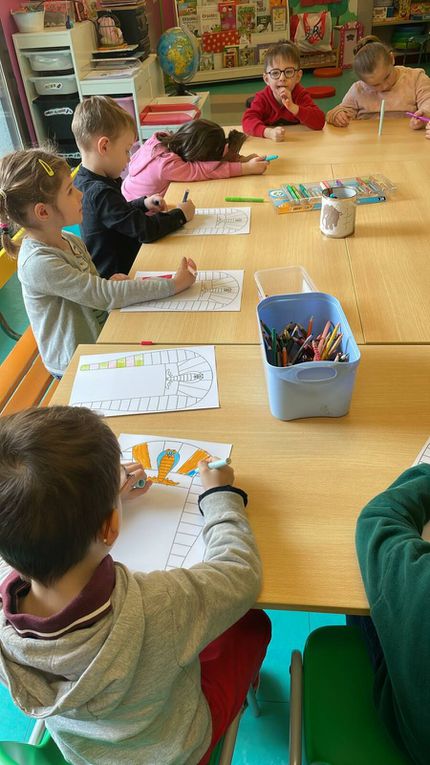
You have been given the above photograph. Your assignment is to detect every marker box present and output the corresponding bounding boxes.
[268,174,396,214]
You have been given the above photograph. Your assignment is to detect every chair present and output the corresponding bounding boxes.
[402,33,430,66]
[289,625,412,765]
[0,689,259,765]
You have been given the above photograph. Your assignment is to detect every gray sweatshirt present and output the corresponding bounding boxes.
[0,489,262,765]
[17,232,175,376]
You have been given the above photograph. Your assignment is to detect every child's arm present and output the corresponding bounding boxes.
[141,459,262,662]
[326,84,360,127]
[284,88,325,131]
[96,186,191,244]
[355,464,430,739]
[161,154,246,182]
[242,91,274,138]
[409,69,430,130]
[20,246,196,311]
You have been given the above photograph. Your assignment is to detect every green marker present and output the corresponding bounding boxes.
[225,196,265,203]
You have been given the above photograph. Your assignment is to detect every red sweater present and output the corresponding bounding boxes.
[242,84,325,136]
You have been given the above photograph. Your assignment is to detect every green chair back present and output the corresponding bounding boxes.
[303,626,411,765]
[0,729,225,765]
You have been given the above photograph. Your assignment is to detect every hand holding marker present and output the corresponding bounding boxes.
[225,156,277,203]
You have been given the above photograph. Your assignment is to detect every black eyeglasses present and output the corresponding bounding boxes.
[266,67,299,80]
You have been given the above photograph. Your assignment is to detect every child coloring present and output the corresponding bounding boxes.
[72,96,196,278]
[0,406,271,765]
[0,148,196,378]
[242,41,325,140]
[122,119,269,200]
[326,35,430,127]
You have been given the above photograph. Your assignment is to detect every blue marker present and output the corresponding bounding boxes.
[265,154,279,161]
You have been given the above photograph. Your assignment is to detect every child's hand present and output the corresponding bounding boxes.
[281,91,299,116]
[110,273,129,281]
[242,156,269,175]
[198,458,235,491]
[332,110,351,128]
[120,462,152,500]
[264,126,285,142]
[173,256,197,294]
[409,110,427,130]
[176,199,195,221]
[145,194,167,212]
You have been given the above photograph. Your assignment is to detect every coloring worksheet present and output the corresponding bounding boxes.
[413,437,430,467]
[115,433,232,571]
[121,270,244,312]
[170,207,250,236]
[414,437,430,541]
[68,346,219,417]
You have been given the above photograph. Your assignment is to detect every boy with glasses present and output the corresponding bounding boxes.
[242,41,325,140]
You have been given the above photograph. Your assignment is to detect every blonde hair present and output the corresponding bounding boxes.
[71,95,136,150]
[353,35,392,78]
[0,149,69,258]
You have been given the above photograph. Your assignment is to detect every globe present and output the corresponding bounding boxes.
[157,27,200,95]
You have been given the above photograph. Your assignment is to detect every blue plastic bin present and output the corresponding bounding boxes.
[257,292,361,421]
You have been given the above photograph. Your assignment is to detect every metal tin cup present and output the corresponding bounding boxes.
[320,186,357,239]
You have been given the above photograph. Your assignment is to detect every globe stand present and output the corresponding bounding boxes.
[167,80,197,97]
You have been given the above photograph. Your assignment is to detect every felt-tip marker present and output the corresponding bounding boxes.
[225,196,265,202]
[207,458,231,469]
[265,154,279,161]
[405,111,430,123]
[182,189,189,202]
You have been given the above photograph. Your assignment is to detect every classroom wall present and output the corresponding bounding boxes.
[1,0,36,143]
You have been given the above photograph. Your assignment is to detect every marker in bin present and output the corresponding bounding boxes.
[260,318,349,367]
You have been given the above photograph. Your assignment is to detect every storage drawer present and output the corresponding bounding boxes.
[23,48,74,74]
[34,94,79,141]
[30,74,78,96]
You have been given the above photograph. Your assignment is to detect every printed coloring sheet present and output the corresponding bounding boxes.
[121,270,244,312]
[413,437,430,541]
[69,346,219,417]
[169,207,250,236]
[115,433,232,571]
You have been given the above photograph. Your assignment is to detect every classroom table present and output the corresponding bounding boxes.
[50,343,430,614]
[99,118,430,346]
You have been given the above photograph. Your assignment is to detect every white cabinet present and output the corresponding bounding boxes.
[13,21,96,146]
[13,21,165,149]
[80,55,165,138]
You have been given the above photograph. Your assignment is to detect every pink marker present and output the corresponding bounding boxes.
[405,111,430,123]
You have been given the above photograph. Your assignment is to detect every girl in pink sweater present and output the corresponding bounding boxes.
[122,119,268,200]
[326,35,430,128]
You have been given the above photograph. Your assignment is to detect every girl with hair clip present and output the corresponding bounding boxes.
[122,118,269,200]
[326,35,430,128]
[0,148,196,378]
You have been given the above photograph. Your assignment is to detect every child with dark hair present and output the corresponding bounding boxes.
[0,406,271,765]
[122,118,268,200]
[326,35,430,127]
[242,41,325,141]
[0,148,196,377]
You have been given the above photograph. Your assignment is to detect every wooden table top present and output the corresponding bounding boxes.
[99,118,430,346]
[50,343,430,613]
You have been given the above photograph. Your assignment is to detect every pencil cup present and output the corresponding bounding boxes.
[257,293,360,421]
[320,187,357,239]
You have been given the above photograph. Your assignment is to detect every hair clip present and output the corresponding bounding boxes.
[38,158,54,177]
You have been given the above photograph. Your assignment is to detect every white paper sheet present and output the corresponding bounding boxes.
[120,270,244,312]
[170,207,251,236]
[115,433,232,571]
[413,437,430,540]
[69,346,219,417]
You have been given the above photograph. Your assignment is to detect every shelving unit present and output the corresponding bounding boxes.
[13,21,165,149]
[359,0,430,54]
